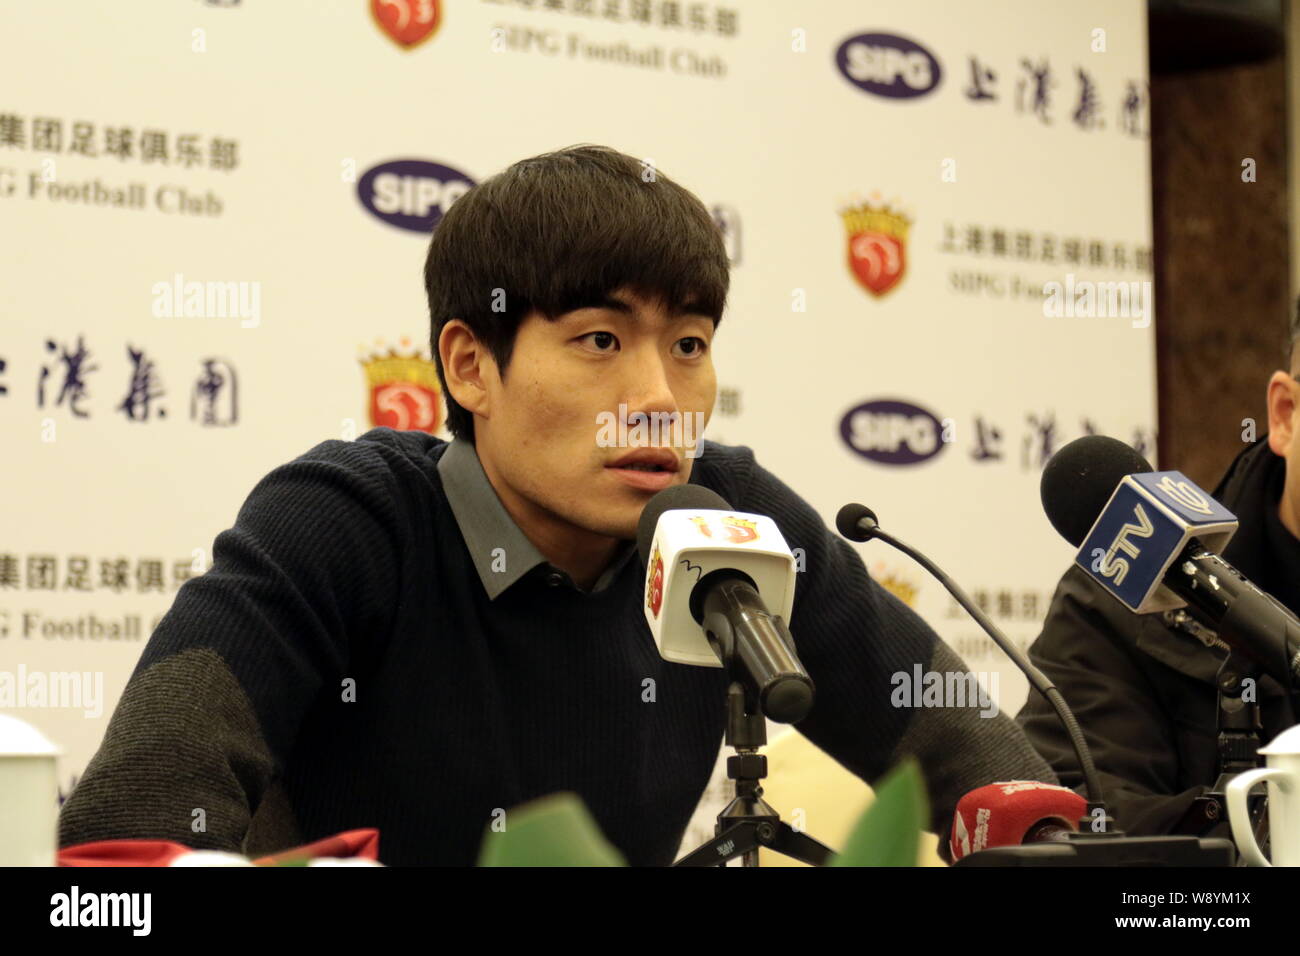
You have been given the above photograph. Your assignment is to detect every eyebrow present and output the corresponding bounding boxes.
[563,295,717,323]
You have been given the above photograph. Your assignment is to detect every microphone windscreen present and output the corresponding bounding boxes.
[949,781,1086,860]
[835,502,878,542]
[636,484,733,567]
[1040,435,1153,547]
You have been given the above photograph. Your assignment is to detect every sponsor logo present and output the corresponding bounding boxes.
[841,197,910,296]
[689,514,758,544]
[835,32,942,99]
[868,562,920,607]
[371,0,442,49]
[841,399,945,465]
[359,338,442,433]
[647,543,664,618]
[357,158,474,234]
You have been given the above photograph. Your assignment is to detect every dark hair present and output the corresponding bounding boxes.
[424,144,730,444]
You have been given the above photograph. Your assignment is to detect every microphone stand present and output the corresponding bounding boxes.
[1173,651,1270,855]
[674,680,833,866]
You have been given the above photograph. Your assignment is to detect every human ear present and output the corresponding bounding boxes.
[439,320,493,420]
[1266,371,1297,458]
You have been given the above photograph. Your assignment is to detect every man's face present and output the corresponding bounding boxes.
[472,287,717,545]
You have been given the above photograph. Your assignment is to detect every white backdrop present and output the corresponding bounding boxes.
[0,0,1153,856]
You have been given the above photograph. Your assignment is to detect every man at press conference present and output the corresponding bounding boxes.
[58,144,1055,865]
[1017,313,1300,838]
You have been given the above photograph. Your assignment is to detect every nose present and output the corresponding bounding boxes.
[621,348,680,436]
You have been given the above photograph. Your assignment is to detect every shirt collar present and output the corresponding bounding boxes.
[436,437,637,599]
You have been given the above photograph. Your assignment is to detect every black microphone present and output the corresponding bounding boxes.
[835,499,1237,865]
[637,484,814,723]
[1042,436,1300,688]
[835,500,1111,820]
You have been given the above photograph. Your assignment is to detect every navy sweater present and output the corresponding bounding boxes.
[59,428,1054,865]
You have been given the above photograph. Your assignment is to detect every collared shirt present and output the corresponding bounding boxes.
[437,437,637,598]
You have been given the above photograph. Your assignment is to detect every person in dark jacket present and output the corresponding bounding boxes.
[1016,366,1300,837]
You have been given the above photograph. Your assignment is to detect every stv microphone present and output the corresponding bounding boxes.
[832,489,1237,863]
[834,492,1237,864]
[637,484,813,723]
[1042,435,1300,687]
[949,781,1087,861]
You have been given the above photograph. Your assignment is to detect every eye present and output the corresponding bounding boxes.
[576,332,709,357]
[578,331,619,353]
[674,337,709,358]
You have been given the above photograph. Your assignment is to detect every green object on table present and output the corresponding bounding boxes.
[477,792,628,867]
[829,757,928,867]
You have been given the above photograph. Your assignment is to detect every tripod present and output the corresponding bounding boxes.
[674,680,833,867]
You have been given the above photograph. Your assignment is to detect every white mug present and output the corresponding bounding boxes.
[0,714,61,866]
[1226,723,1300,867]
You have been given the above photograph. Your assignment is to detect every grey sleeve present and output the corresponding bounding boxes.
[58,647,283,852]
[58,439,403,855]
[886,639,1058,862]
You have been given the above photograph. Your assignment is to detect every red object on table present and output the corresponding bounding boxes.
[58,829,380,866]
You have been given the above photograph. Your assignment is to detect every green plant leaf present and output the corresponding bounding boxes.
[477,792,628,867]
[829,757,928,867]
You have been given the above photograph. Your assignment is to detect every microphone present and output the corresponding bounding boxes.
[835,500,1112,821]
[832,502,1237,868]
[636,484,814,723]
[1042,435,1300,687]
[949,781,1086,860]
[834,500,1237,865]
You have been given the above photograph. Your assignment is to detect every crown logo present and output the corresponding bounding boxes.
[870,563,920,607]
[358,336,442,434]
[841,192,912,297]
[358,337,438,388]
[838,194,912,240]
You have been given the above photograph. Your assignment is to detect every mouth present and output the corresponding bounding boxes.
[606,450,681,473]
[607,462,673,473]
[603,463,681,494]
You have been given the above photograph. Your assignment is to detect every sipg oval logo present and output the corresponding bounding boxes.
[358,159,475,234]
[840,399,946,465]
[834,33,942,99]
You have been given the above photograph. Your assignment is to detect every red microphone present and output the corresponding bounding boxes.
[949,781,1087,861]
